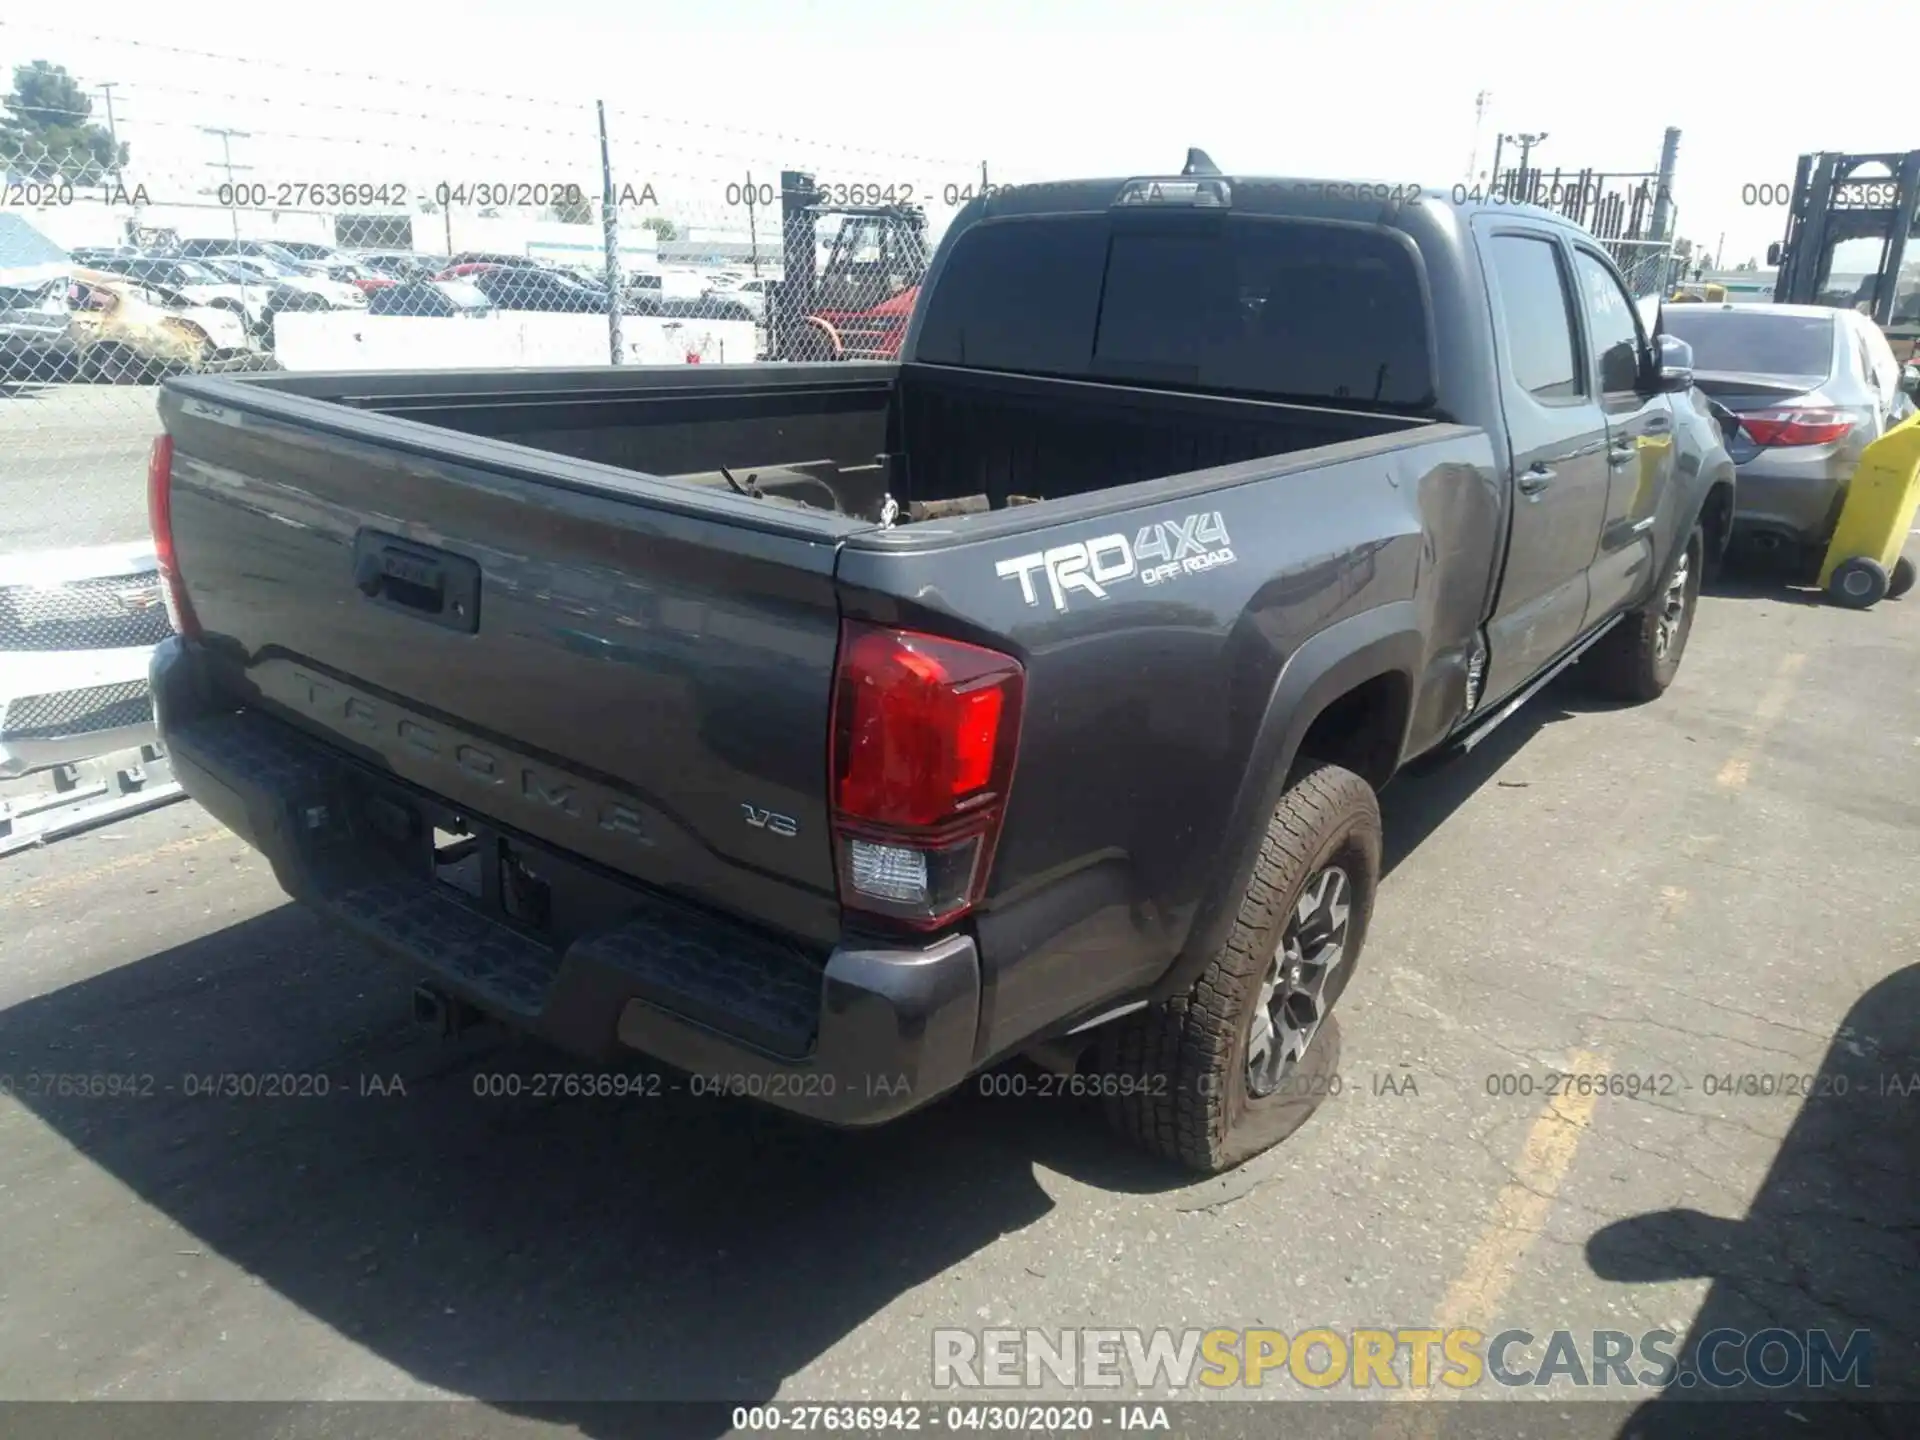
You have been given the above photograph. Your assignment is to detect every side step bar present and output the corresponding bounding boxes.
[1457,616,1622,754]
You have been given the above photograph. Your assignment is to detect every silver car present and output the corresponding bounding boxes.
[1659,303,1918,561]
[0,542,170,778]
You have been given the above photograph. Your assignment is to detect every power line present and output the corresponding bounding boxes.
[0,22,983,169]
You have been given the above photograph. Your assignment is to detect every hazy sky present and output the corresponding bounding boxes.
[3,2,1912,264]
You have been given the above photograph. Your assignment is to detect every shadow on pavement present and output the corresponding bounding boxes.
[1587,963,1920,1437]
[0,672,1576,1436]
[1382,670,1586,875]
[0,901,1177,1436]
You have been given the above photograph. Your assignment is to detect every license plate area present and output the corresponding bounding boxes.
[427,816,560,941]
[341,771,642,950]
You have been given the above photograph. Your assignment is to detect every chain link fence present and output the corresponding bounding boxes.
[1605,238,1682,304]
[3,84,1688,555]
[0,60,1032,796]
[3,105,1025,551]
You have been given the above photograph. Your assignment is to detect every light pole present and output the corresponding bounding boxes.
[96,82,123,184]
[1466,90,1491,185]
[200,126,255,264]
[1501,131,1548,200]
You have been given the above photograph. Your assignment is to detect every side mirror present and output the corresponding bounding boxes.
[1766,241,1783,268]
[1656,333,1694,393]
[1902,363,1920,396]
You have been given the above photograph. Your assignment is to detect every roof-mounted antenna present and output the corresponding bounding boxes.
[1182,148,1222,177]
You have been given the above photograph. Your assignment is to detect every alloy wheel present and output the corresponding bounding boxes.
[1246,864,1351,1097]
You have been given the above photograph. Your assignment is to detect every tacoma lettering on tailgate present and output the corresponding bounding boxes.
[283,668,652,842]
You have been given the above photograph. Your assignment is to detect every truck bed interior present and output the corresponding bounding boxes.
[298,363,1429,524]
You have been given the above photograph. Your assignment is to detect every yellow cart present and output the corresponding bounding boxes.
[1819,412,1920,607]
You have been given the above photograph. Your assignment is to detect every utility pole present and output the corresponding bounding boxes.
[744,169,760,278]
[595,100,623,366]
[1466,90,1491,185]
[200,126,253,248]
[96,82,123,183]
[1650,126,1681,241]
[1501,131,1548,201]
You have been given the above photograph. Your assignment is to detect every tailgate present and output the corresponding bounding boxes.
[157,381,853,947]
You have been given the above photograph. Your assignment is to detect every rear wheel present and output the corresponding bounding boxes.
[1585,524,1702,702]
[1888,555,1916,601]
[1827,556,1889,609]
[1100,762,1379,1173]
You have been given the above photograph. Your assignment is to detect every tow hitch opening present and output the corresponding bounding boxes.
[412,983,485,1039]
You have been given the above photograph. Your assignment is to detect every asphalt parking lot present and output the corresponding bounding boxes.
[0,554,1915,1437]
[0,382,159,552]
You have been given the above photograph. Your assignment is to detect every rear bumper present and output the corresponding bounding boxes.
[1730,461,1850,546]
[151,637,981,1125]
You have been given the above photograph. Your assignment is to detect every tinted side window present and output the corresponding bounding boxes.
[1853,326,1881,396]
[1859,320,1898,407]
[1573,250,1644,394]
[1487,235,1582,399]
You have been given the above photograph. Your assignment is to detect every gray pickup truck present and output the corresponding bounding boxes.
[148,164,1734,1172]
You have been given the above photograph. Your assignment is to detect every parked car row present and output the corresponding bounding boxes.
[5,218,770,379]
[0,264,265,385]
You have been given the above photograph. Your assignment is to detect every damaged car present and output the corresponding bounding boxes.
[67,268,255,383]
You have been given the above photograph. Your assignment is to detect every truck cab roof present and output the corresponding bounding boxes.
[964,174,1576,231]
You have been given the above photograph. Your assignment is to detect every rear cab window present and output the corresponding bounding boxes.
[1659,310,1836,381]
[915,212,1434,409]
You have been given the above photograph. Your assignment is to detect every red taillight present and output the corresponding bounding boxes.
[829,622,1025,929]
[147,434,200,639]
[1738,407,1854,447]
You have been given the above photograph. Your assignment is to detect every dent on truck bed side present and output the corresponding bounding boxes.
[834,427,1500,1066]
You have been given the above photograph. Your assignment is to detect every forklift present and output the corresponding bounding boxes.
[1769,151,1920,363]
[1767,151,1920,608]
[766,170,929,362]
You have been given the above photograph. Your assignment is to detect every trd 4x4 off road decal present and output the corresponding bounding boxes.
[994,510,1235,612]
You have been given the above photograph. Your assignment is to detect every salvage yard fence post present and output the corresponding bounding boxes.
[596,99,623,366]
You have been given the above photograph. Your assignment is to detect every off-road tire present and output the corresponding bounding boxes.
[1585,524,1703,702]
[1099,762,1380,1174]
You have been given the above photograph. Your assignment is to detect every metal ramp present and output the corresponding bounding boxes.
[0,743,185,857]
